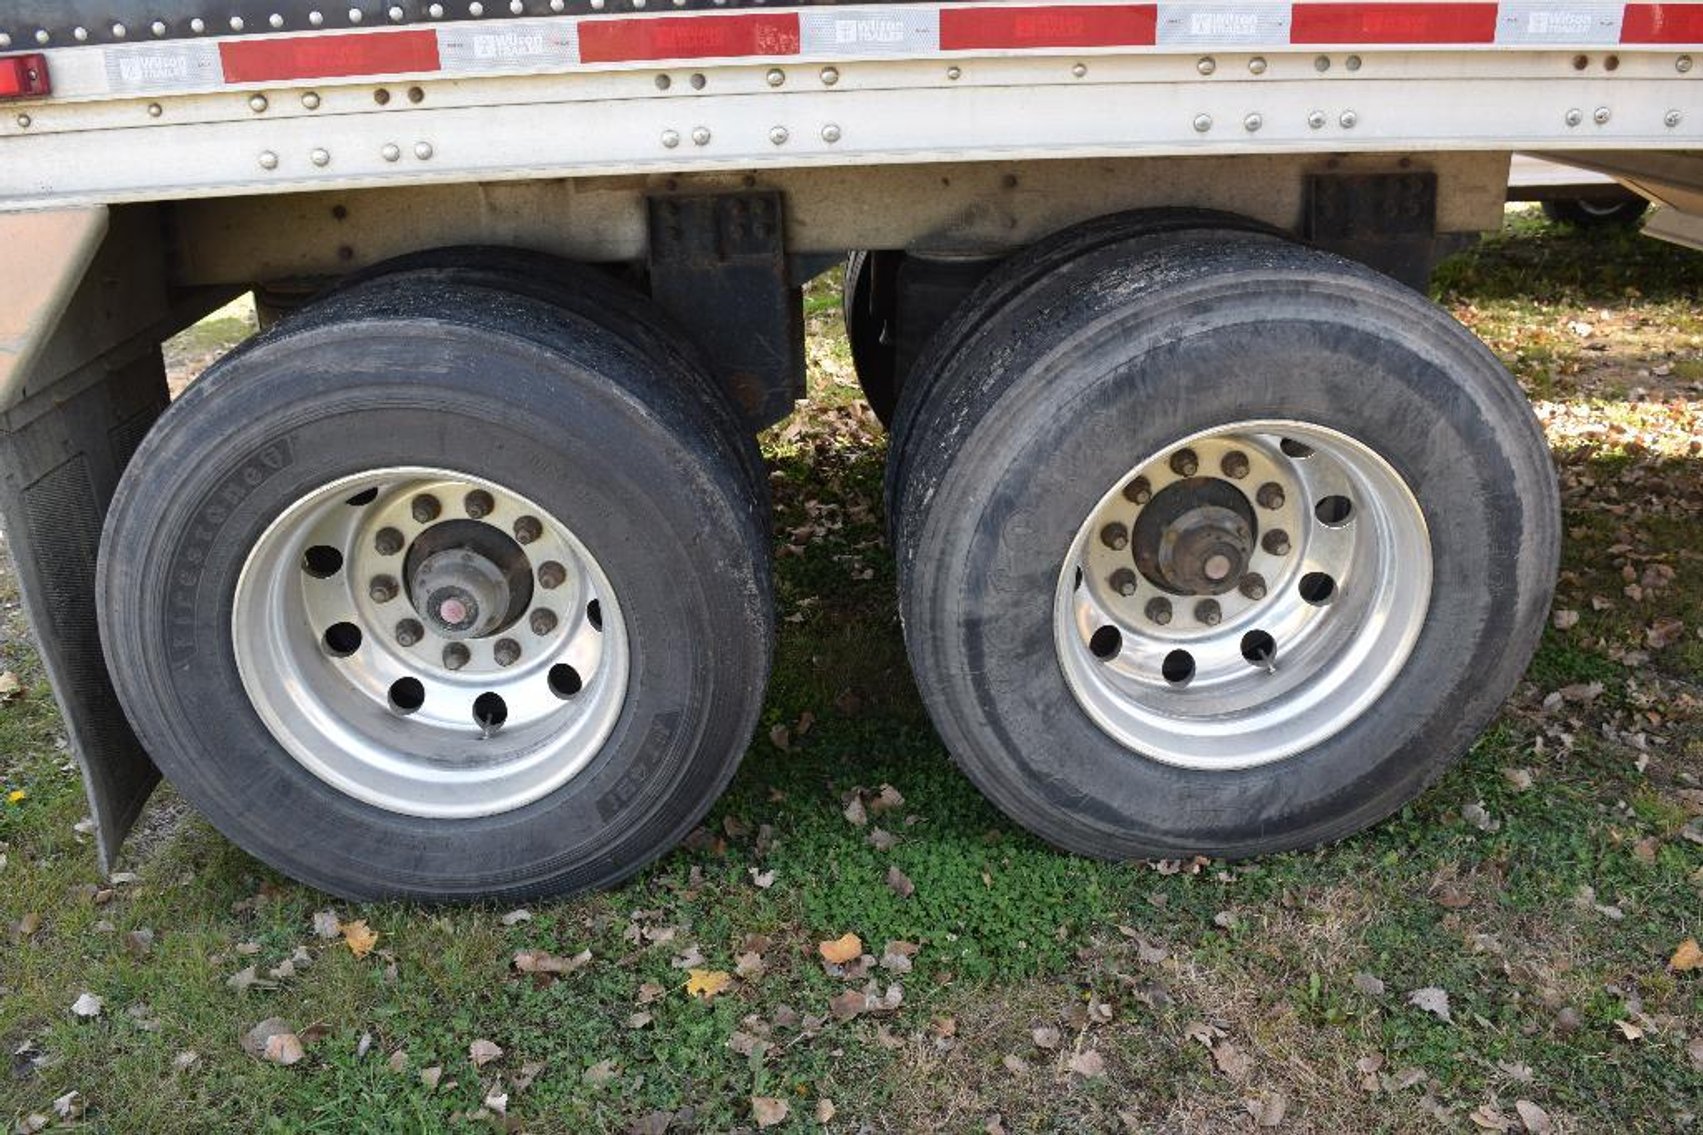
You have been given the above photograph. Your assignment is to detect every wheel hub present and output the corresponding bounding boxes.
[1134,479,1257,596]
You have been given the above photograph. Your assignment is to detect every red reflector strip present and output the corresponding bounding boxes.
[1291,2,1498,43]
[0,53,51,99]
[219,30,441,84]
[1621,3,1703,42]
[577,13,801,63]
[939,4,1158,50]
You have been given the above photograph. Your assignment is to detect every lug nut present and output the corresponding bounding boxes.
[1239,573,1268,600]
[369,575,399,603]
[529,608,558,635]
[1100,522,1130,551]
[538,561,567,590]
[374,527,405,556]
[1262,530,1291,556]
[1256,482,1286,510]
[411,493,441,523]
[443,642,470,670]
[1145,597,1173,626]
[1170,449,1199,477]
[1195,599,1222,626]
[395,618,424,647]
[464,490,495,519]
[493,638,521,667]
[1109,568,1139,597]
[1122,476,1152,506]
[513,515,542,545]
[1220,451,1250,479]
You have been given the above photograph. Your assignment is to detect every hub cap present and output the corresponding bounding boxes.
[1054,421,1431,770]
[232,467,628,818]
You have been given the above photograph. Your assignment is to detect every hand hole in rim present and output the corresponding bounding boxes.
[388,676,425,714]
[1240,629,1276,666]
[323,622,362,657]
[472,691,508,732]
[1298,572,1337,605]
[1161,649,1195,685]
[1279,438,1316,458]
[1089,625,1122,659]
[1314,495,1354,526]
[302,545,344,578]
[587,598,603,631]
[345,487,379,506]
[549,663,583,698]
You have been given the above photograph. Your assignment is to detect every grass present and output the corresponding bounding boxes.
[1,207,1700,1133]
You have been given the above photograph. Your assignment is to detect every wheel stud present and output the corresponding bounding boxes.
[513,516,543,545]
[1239,573,1267,600]
[1220,451,1250,479]
[443,642,470,670]
[411,493,441,524]
[529,608,558,635]
[1256,482,1286,510]
[1109,568,1138,596]
[493,638,521,667]
[374,527,405,556]
[538,561,567,590]
[1170,449,1199,477]
[1145,597,1173,625]
[1262,529,1291,556]
[1100,522,1130,551]
[369,575,399,603]
[465,490,495,520]
[1122,476,1152,506]
[395,618,424,647]
[1194,599,1222,626]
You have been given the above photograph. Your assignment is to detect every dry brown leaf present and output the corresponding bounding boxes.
[242,1018,301,1065]
[886,865,915,898]
[1212,1042,1254,1082]
[583,1058,618,1084]
[1515,1100,1553,1134]
[1245,1093,1288,1128]
[0,671,21,700]
[819,932,863,964]
[419,1065,442,1090]
[71,992,103,1018]
[340,919,378,959]
[1031,1025,1061,1050]
[829,990,867,1020]
[512,948,592,976]
[1669,937,1702,971]
[311,910,340,939]
[1614,1019,1644,1041]
[1408,986,1452,1023]
[469,1039,503,1067]
[1068,1050,1106,1078]
[816,1099,836,1123]
[686,968,733,1001]
[752,1096,789,1128]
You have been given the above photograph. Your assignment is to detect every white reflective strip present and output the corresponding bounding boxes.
[438,19,578,72]
[1495,2,1623,45]
[1156,3,1292,46]
[103,41,222,93]
[798,7,940,56]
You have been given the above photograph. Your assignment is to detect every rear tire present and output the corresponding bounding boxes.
[843,250,903,426]
[1541,195,1648,229]
[99,270,773,901]
[895,230,1558,859]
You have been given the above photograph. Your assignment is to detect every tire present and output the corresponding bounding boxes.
[1541,196,1649,229]
[843,250,903,426]
[884,208,1281,524]
[98,272,773,901]
[896,230,1558,859]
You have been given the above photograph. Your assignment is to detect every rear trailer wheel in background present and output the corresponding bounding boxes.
[98,273,773,901]
[1540,195,1649,230]
[895,232,1559,859]
[842,250,903,425]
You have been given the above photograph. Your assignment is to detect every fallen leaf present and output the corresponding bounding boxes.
[1614,1019,1644,1041]
[686,969,733,1001]
[124,928,154,958]
[816,1099,836,1123]
[1552,609,1579,630]
[867,827,898,851]
[886,865,915,898]
[752,1096,789,1128]
[1212,1042,1254,1082]
[387,1049,408,1073]
[483,1087,508,1115]
[499,909,533,926]
[842,796,868,826]
[310,910,340,939]
[1353,972,1386,997]
[420,1065,442,1090]
[1515,1100,1553,1134]
[1408,987,1452,1023]
[340,920,379,959]
[1068,1050,1106,1078]
[1669,938,1702,972]
[829,990,867,1020]
[513,948,592,976]
[1245,1092,1288,1128]
[735,951,765,978]
[1469,1103,1513,1131]
[52,1092,84,1120]
[469,1039,503,1067]
[748,867,777,889]
[1031,1025,1061,1050]
[0,672,21,700]
[242,1018,302,1065]
[627,1012,653,1029]
[1002,1053,1029,1075]
[583,1058,619,1084]
[172,1050,199,1072]
[71,992,103,1018]
[1502,767,1535,792]
[819,932,863,964]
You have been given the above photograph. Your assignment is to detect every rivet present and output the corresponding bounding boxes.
[191,18,206,32]
[151,21,167,35]
[381,142,401,161]
[271,13,286,28]
[551,0,566,10]
[1678,55,1693,73]
[259,150,279,169]
[112,22,128,37]
[74,27,89,41]
[660,129,680,148]
[309,11,325,27]
[428,3,444,15]
[946,66,962,80]
[511,0,525,12]
[228,16,243,30]
[766,67,785,87]
[821,123,841,143]
[1244,112,1262,132]
[302,91,321,110]
[16,114,32,128]
[1248,56,1267,75]
[633,0,647,7]
[310,148,331,167]
[769,125,789,145]
[35,29,50,44]
[1071,62,1087,78]
[147,102,163,118]
[350,6,365,22]
[1666,109,1683,128]
[691,125,711,146]
[1193,113,1213,133]
[689,72,705,89]
[0,33,10,47]
[1593,106,1611,125]
[1565,107,1583,126]
[1345,54,1361,71]
[390,5,405,20]
[414,141,434,159]
[1307,109,1326,129]
[1197,56,1216,75]
[249,94,269,113]
[1339,109,1357,128]
[655,73,671,89]
[1314,55,1330,72]
[820,66,839,85]
[591,0,605,9]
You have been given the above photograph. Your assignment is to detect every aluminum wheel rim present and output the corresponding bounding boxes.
[1054,420,1431,771]
[232,466,629,818]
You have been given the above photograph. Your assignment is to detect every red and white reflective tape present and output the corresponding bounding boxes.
[43,1,1703,99]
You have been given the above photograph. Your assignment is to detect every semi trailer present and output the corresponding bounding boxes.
[1,0,1699,900]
